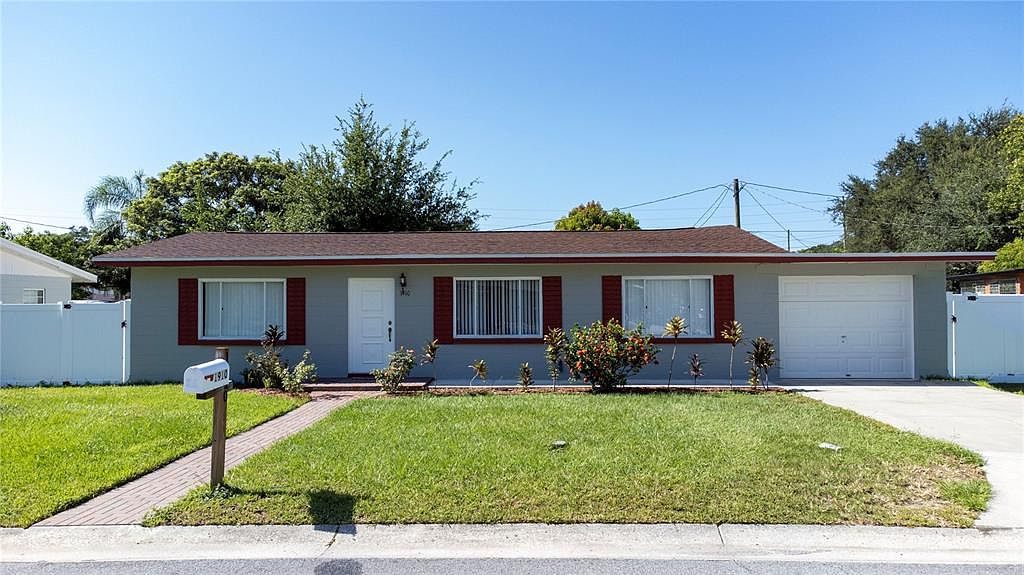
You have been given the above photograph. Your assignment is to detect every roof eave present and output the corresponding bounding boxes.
[92,251,996,267]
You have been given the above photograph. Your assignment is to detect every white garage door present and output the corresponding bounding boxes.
[779,276,914,379]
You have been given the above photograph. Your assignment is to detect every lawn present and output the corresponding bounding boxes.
[149,392,988,528]
[0,384,306,527]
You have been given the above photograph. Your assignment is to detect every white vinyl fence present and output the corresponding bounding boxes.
[0,300,130,386]
[947,293,1024,383]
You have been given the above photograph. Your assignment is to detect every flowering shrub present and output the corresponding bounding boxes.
[565,319,659,391]
[372,347,416,393]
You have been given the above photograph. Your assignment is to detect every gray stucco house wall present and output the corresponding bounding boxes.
[128,260,949,383]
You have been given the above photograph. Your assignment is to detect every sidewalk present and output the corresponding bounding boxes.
[36,391,375,526]
[2,523,1021,565]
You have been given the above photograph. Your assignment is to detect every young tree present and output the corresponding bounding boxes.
[555,201,640,231]
[278,99,480,232]
[720,320,744,388]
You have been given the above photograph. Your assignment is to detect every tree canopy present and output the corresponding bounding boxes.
[828,107,1022,255]
[272,99,479,232]
[978,238,1024,272]
[554,201,640,231]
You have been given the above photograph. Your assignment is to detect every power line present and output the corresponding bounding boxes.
[739,180,842,198]
[489,183,730,231]
[743,189,812,250]
[0,215,77,231]
[693,187,730,228]
[745,185,832,214]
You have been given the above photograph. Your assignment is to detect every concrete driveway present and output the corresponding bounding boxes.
[784,380,1024,529]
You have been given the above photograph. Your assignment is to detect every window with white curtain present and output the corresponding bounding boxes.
[622,277,712,337]
[201,280,285,339]
[454,278,541,338]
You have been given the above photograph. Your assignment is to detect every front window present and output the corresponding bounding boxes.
[455,278,541,338]
[201,280,284,339]
[623,277,712,337]
[22,289,45,304]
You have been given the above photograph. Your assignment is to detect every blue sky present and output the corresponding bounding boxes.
[2,2,1021,249]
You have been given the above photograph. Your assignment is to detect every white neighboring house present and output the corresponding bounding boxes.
[0,237,97,303]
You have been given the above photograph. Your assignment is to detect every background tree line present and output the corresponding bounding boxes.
[6,102,1022,297]
[809,107,1022,272]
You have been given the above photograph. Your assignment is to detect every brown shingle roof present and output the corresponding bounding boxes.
[94,226,786,263]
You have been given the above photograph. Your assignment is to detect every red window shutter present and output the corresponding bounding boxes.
[178,278,199,345]
[542,276,563,333]
[433,276,454,344]
[285,278,306,345]
[601,275,622,323]
[713,275,735,342]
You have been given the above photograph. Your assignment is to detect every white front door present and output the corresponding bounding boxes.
[779,276,915,379]
[347,278,395,374]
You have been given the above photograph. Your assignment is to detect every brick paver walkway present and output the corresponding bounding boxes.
[36,391,375,526]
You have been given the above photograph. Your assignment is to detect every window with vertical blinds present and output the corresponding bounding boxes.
[454,278,541,338]
[201,280,285,339]
[622,277,712,337]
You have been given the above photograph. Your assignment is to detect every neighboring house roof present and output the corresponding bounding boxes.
[0,238,97,282]
[92,226,995,266]
[948,268,1024,280]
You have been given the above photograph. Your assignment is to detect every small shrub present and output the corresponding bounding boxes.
[663,316,687,387]
[720,320,744,388]
[371,347,416,393]
[245,325,286,388]
[518,362,534,389]
[468,359,488,385]
[565,319,659,392]
[421,339,440,381]
[746,336,777,389]
[689,353,704,385]
[543,327,567,389]
[747,363,761,388]
[282,350,318,393]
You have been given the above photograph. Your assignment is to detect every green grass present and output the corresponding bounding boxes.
[0,384,306,527]
[974,379,1024,396]
[149,392,987,528]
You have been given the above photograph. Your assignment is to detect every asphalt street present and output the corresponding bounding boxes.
[3,559,1021,575]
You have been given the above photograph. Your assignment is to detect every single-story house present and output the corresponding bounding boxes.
[93,226,992,383]
[949,268,1023,295]
[0,238,97,303]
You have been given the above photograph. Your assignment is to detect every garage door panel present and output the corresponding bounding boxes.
[779,276,914,379]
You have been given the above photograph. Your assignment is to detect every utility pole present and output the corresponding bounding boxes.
[733,178,741,228]
[787,230,791,252]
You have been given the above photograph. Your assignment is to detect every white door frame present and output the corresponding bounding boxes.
[347,278,396,374]
[778,275,916,379]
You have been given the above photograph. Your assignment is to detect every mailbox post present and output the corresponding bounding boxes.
[183,347,232,490]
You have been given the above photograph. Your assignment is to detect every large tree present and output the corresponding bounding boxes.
[122,152,292,242]
[978,238,1024,272]
[829,108,1021,255]
[554,201,640,231]
[274,99,480,232]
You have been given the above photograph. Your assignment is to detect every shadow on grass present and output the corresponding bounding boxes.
[200,485,357,530]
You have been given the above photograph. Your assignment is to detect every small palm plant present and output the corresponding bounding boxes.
[468,359,488,386]
[663,316,687,388]
[720,320,744,388]
[543,327,567,390]
[518,362,534,389]
[689,353,704,385]
[746,336,777,390]
[420,339,440,382]
[747,363,761,388]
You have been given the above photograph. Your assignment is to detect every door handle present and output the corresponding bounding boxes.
[388,321,392,342]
